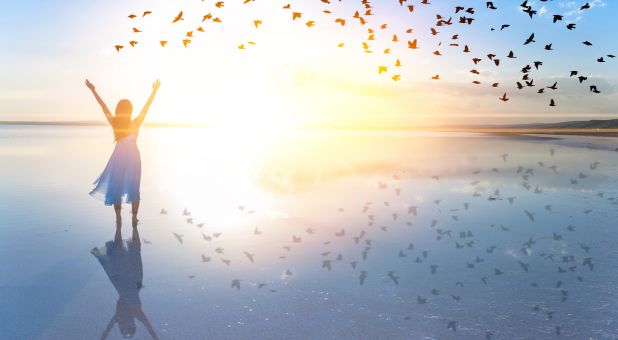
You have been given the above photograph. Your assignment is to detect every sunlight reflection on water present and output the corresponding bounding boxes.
[1,126,617,339]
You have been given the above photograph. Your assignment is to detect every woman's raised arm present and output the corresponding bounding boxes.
[133,79,161,127]
[99,314,116,340]
[85,79,114,126]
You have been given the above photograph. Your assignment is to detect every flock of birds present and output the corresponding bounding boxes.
[144,145,614,338]
[493,1,614,107]
[112,0,614,110]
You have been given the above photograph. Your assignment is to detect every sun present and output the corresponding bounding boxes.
[208,81,297,132]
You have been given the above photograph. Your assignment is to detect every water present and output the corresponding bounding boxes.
[1,126,617,339]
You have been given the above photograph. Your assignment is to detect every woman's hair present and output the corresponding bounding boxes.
[116,300,137,338]
[113,99,133,141]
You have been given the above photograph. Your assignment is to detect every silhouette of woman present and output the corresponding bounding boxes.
[91,226,158,339]
[85,79,161,228]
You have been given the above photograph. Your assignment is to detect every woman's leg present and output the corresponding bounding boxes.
[114,203,122,228]
[115,223,122,243]
[132,200,140,228]
[131,223,141,244]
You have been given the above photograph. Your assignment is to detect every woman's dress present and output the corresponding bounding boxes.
[90,133,141,205]
[91,239,143,305]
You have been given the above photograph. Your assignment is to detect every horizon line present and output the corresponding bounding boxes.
[0,120,520,130]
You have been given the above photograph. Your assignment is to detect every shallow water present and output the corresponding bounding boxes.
[1,126,617,339]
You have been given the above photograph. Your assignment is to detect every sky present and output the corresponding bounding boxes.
[0,0,616,128]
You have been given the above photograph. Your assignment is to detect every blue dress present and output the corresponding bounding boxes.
[90,132,141,205]
[91,239,143,305]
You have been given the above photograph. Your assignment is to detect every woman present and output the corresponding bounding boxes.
[85,79,161,228]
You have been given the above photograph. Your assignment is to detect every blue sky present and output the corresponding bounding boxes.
[0,0,616,126]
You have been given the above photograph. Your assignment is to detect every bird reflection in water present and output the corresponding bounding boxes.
[91,225,158,339]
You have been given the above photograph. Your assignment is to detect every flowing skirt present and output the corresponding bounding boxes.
[91,239,143,304]
[90,135,141,205]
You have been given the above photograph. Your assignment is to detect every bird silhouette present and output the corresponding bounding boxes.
[387,271,400,285]
[172,232,183,244]
[231,279,241,290]
[243,251,255,263]
[359,270,368,285]
[172,11,184,23]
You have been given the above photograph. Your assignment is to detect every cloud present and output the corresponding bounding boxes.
[538,5,548,16]
[563,0,606,19]
[558,1,578,9]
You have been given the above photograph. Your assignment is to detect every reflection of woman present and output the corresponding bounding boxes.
[91,226,158,339]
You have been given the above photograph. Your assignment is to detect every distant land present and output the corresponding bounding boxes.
[436,118,618,137]
[481,119,618,129]
[1,119,618,136]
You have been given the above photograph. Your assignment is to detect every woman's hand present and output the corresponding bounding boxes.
[133,79,161,126]
[85,79,95,91]
[85,79,113,123]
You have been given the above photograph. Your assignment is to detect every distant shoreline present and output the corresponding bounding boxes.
[2,121,618,137]
[428,128,618,138]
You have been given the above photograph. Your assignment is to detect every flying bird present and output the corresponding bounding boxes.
[173,11,184,23]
